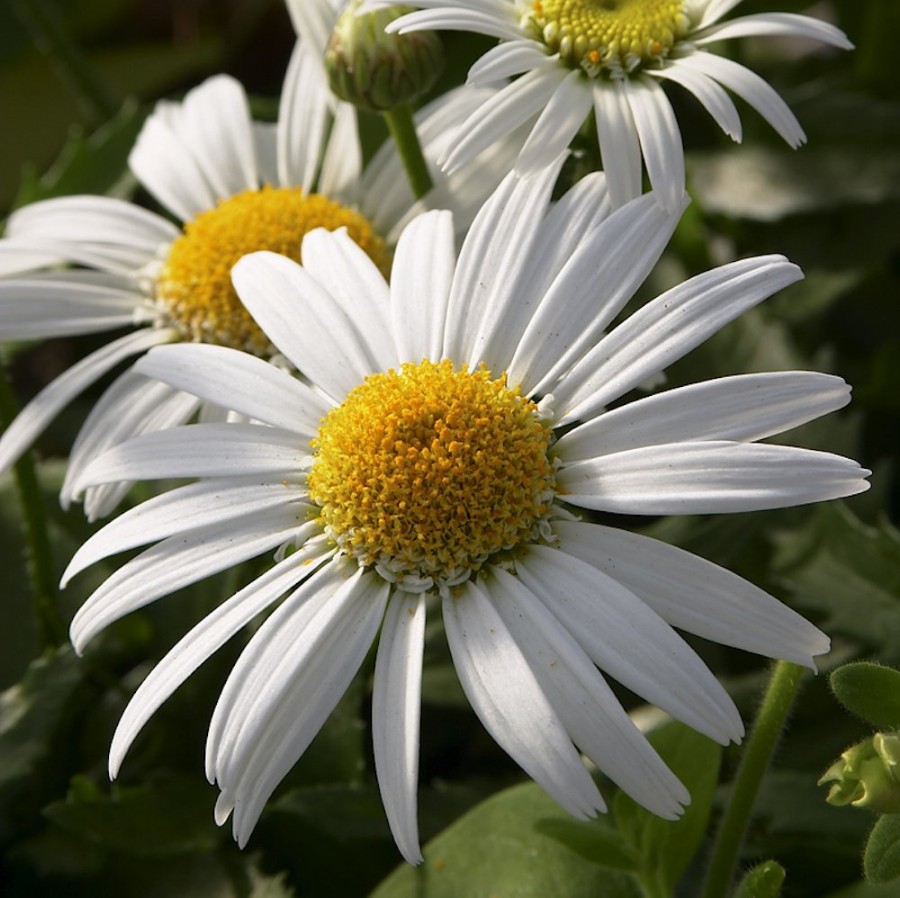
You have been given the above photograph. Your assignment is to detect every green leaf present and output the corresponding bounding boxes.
[773,505,900,663]
[12,100,145,208]
[271,784,391,844]
[0,645,85,842]
[865,814,900,884]
[43,772,220,856]
[735,860,786,898]
[612,720,722,897]
[831,663,900,730]
[532,817,638,871]
[370,782,642,898]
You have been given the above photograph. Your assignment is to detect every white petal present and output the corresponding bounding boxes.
[253,122,280,186]
[109,547,331,778]
[390,210,455,363]
[553,519,831,667]
[0,277,141,340]
[134,342,330,438]
[218,569,389,845]
[0,236,154,276]
[277,41,333,191]
[503,171,613,325]
[510,191,684,395]
[441,64,567,174]
[467,39,549,85]
[650,61,742,142]
[444,160,565,372]
[368,85,526,242]
[695,0,745,29]
[232,251,372,401]
[61,369,200,515]
[178,75,259,198]
[7,195,179,251]
[516,71,593,175]
[72,422,304,494]
[69,509,309,652]
[299,229,396,372]
[317,101,363,198]
[555,255,803,424]
[389,7,524,42]
[285,0,340,55]
[206,559,349,780]
[694,13,853,50]
[64,476,306,584]
[677,52,805,147]
[557,372,852,460]
[0,247,63,276]
[373,592,426,865]
[129,97,230,222]
[558,440,870,515]
[622,77,685,213]
[486,566,690,815]
[593,81,643,208]
[0,328,175,477]
[517,546,743,746]
[443,580,603,819]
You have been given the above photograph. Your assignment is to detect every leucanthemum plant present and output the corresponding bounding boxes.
[365,0,853,210]
[62,165,868,863]
[0,18,517,520]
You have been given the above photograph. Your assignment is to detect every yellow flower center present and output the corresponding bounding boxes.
[526,0,691,77]
[156,186,391,356]
[307,359,557,593]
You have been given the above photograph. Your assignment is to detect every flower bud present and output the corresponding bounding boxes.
[820,732,900,813]
[324,2,444,112]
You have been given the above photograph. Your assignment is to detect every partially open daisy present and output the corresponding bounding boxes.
[63,165,869,863]
[366,0,852,210]
[0,21,516,520]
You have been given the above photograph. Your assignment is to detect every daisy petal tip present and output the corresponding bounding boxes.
[400,844,425,866]
[659,188,690,217]
[69,627,88,658]
[108,753,123,781]
[214,793,234,827]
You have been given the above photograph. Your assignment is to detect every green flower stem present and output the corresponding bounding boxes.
[12,0,118,126]
[701,660,806,898]
[0,362,64,650]
[383,104,433,200]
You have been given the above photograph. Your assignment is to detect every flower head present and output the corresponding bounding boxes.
[367,0,853,210]
[65,167,868,863]
[0,0,517,520]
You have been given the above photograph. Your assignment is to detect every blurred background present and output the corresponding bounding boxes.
[1,1,899,896]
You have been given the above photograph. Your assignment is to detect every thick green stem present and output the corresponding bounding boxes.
[383,104,433,200]
[12,0,118,126]
[701,661,805,898]
[0,363,64,650]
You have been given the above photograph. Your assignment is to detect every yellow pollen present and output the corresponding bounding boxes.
[156,186,391,355]
[307,360,556,590]
[526,0,691,77]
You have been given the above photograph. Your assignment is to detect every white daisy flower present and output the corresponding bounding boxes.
[0,23,516,520]
[63,164,868,863]
[364,0,853,211]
